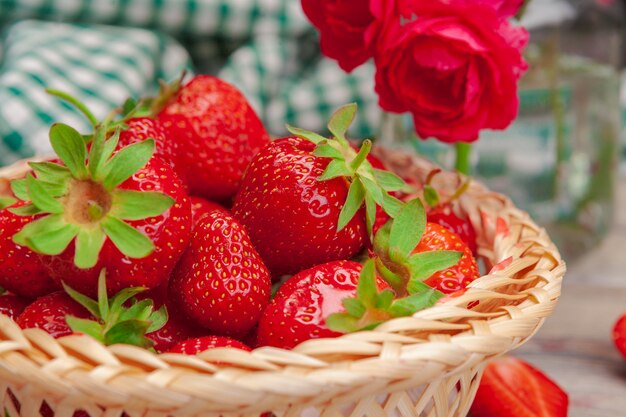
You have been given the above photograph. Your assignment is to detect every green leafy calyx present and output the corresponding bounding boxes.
[64,269,167,349]
[10,91,174,269]
[373,198,462,296]
[326,259,443,333]
[287,103,412,236]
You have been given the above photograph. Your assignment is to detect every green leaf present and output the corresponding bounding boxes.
[87,127,107,179]
[13,214,77,254]
[312,143,343,159]
[337,179,365,231]
[109,287,148,319]
[104,319,152,348]
[8,204,42,216]
[356,260,378,309]
[388,290,440,317]
[286,125,327,145]
[374,257,404,292]
[49,123,89,179]
[65,316,104,342]
[110,190,174,220]
[29,162,71,185]
[407,279,433,296]
[365,193,377,233]
[120,299,153,322]
[373,169,407,192]
[328,103,357,142]
[342,298,366,318]
[122,98,138,117]
[423,185,440,208]
[381,193,404,218]
[360,175,385,206]
[36,180,69,198]
[100,130,121,171]
[26,174,64,214]
[97,269,109,322]
[101,216,154,259]
[147,305,168,333]
[74,228,106,269]
[317,159,352,181]
[406,250,463,281]
[101,139,155,190]
[63,282,100,318]
[389,199,426,261]
[376,289,395,310]
[10,179,29,201]
[0,196,16,210]
[373,221,391,259]
[27,223,79,255]
[326,313,359,333]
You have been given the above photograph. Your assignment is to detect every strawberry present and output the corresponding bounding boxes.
[190,196,229,226]
[0,292,29,320]
[155,75,270,201]
[17,291,92,338]
[374,199,479,296]
[612,313,626,360]
[116,117,179,174]
[233,105,407,278]
[427,204,477,255]
[414,223,479,294]
[470,357,569,417]
[0,201,58,298]
[169,335,251,355]
[8,98,192,297]
[257,260,396,349]
[169,210,271,338]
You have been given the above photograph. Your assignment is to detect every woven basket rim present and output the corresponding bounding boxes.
[0,148,565,414]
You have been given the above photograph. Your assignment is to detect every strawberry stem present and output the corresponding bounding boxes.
[46,89,98,128]
[350,139,372,172]
[454,142,472,175]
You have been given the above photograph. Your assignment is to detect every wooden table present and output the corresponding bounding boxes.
[513,179,626,417]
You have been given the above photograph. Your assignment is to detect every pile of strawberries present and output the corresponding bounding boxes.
[0,75,482,356]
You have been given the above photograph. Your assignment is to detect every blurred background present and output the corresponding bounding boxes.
[0,0,625,262]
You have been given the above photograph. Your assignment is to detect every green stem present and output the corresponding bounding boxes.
[350,139,372,171]
[46,89,99,127]
[454,142,472,175]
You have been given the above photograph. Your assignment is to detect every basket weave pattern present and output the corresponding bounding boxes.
[0,148,565,417]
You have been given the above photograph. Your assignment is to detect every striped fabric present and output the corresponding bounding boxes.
[0,0,382,166]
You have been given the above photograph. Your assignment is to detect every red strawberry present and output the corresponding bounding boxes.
[190,196,229,226]
[157,75,270,201]
[0,292,29,320]
[0,202,58,298]
[414,222,479,294]
[232,136,368,278]
[612,313,626,360]
[169,210,271,338]
[427,203,477,255]
[232,106,408,278]
[470,357,569,417]
[256,260,390,349]
[169,335,251,355]
[17,292,92,338]
[35,156,192,297]
[116,117,179,173]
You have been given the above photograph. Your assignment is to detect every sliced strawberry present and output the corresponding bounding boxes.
[612,313,626,360]
[470,357,569,417]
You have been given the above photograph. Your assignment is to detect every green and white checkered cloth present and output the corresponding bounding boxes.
[0,0,380,167]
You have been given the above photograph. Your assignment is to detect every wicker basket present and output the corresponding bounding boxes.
[0,147,565,417]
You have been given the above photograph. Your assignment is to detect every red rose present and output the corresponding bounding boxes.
[301,0,411,72]
[374,1,528,143]
[301,0,376,72]
[403,0,525,18]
